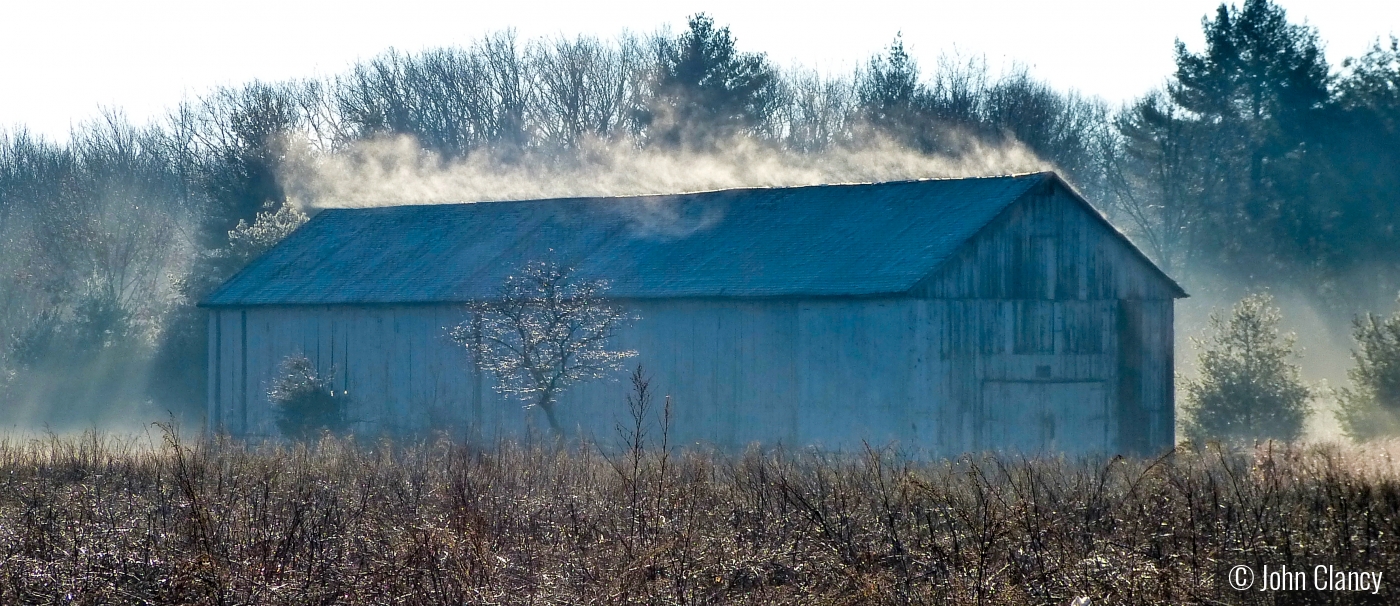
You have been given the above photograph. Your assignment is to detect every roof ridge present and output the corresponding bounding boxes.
[309,172,1051,211]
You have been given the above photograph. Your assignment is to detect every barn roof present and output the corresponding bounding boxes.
[202,172,1183,306]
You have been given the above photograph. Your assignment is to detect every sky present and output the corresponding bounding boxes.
[2,0,1397,141]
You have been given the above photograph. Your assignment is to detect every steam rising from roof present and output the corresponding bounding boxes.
[280,133,1052,209]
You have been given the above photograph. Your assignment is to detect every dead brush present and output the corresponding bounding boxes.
[1,428,1399,605]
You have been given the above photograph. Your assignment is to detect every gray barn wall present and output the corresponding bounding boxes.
[912,181,1179,453]
[207,297,1170,455]
[207,181,1177,455]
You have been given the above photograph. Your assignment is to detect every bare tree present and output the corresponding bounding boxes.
[31,113,185,349]
[778,69,856,153]
[1103,92,1206,274]
[529,34,646,149]
[449,260,636,434]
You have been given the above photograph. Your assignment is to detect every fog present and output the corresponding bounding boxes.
[282,133,1049,208]
[1172,273,1400,442]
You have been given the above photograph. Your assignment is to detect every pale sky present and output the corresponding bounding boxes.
[3,0,1397,141]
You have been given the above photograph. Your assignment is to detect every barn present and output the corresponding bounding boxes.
[201,172,1186,455]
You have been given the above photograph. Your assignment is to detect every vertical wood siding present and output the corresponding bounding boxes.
[909,183,1177,454]
[913,184,1181,301]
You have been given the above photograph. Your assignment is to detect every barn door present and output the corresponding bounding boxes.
[981,381,1109,455]
[1045,382,1109,454]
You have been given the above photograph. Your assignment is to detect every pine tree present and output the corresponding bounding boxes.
[858,34,922,126]
[268,355,350,440]
[651,14,780,146]
[1183,293,1311,443]
[1162,0,1331,275]
[1312,37,1400,289]
[1336,300,1400,441]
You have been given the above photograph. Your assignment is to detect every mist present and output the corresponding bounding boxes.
[281,133,1049,208]
[1,8,1398,445]
[1175,284,1347,442]
[1170,269,1400,443]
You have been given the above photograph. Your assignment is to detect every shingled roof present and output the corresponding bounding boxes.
[202,172,1176,306]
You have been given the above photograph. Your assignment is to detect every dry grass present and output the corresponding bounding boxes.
[1,427,1398,605]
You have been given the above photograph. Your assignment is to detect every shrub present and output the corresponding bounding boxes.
[1182,293,1311,443]
[1336,300,1400,440]
[268,355,349,440]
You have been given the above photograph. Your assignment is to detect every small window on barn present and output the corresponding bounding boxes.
[1060,302,1105,354]
[1015,236,1059,299]
[1014,301,1055,355]
[943,301,1005,356]
[1034,236,1058,300]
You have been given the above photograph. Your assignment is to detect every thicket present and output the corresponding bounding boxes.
[0,429,1397,604]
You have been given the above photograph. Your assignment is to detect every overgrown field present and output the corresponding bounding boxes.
[2,430,1398,605]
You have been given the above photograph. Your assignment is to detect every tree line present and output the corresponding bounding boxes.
[0,4,1398,430]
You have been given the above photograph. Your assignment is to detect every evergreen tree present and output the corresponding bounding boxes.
[1183,293,1311,443]
[1336,300,1400,441]
[1170,0,1330,274]
[1337,37,1400,127]
[858,34,923,128]
[651,14,781,146]
[855,35,950,153]
[1309,38,1400,295]
[268,354,351,440]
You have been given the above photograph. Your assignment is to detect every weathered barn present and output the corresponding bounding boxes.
[201,172,1185,455]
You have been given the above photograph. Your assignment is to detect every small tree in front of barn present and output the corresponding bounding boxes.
[1336,299,1400,441]
[269,354,351,441]
[1182,293,1311,443]
[450,260,637,434]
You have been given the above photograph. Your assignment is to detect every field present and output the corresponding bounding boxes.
[1,428,1398,605]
